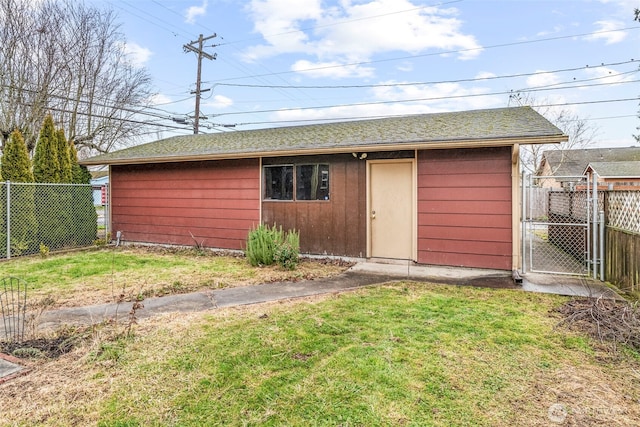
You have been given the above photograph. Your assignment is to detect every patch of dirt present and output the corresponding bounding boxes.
[513,363,640,426]
[0,328,88,359]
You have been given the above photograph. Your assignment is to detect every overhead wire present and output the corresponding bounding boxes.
[215,26,640,82]
[202,76,640,120]
[213,60,639,90]
[228,97,640,128]
[11,2,640,135]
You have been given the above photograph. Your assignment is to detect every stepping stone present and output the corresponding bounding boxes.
[0,353,28,384]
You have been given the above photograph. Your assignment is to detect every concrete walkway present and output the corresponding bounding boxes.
[19,261,620,332]
[0,261,619,382]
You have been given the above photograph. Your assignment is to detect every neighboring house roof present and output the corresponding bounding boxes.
[584,161,640,178]
[90,170,109,179]
[81,106,567,166]
[540,147,640,177]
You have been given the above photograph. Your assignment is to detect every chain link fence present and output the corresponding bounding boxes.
[0,181,98,259]
[523,175,594,276]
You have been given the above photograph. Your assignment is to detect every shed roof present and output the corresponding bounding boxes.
[82,106,566,166]
[584,161,640,178]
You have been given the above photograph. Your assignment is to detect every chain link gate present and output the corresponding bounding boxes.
[522,174,604,279]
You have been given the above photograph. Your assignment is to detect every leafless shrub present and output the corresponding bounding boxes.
[555,297,640,352]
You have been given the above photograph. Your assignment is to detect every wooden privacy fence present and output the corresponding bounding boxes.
[605,228,639,292]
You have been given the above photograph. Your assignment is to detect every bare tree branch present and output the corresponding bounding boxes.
[508,91,599,173]
[0,0,153,158]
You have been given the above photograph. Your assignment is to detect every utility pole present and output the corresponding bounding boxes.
[183,33,217,134]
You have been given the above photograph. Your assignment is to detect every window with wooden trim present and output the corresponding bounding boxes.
[263,164,329,201]
[264,165,293,200]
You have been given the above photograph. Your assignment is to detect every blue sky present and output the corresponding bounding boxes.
[98,0,640,148]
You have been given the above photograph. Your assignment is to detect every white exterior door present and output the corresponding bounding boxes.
[368,160,414,259]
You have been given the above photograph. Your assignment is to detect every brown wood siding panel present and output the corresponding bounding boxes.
[111,159,260,249]
[262,154,366,257]
[417,147,512,270]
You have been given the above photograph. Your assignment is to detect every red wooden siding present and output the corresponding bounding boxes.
[417,147,512,270]
[262,154,367,257]
[111,159,260,249]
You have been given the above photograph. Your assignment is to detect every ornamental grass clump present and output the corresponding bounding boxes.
[245,224,299,269]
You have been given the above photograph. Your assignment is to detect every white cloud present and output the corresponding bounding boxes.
[149,93,172,105]
[475,71,496,80]
[243,0,482,77]
[397,62,413,72]
[185,0,208,24]
[526,71,561,88]
[371,80,501,110]
[585,20,627,44]
[123,42,152,68]
[536,25,564,37]
[583,66,633,85]
[291,59,374,78]
[270,80,502,124]
[204,94,234,109]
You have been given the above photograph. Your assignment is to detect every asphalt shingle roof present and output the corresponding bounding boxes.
[82,106,566,165]
[541,147,640,177]
[585,161,640,178]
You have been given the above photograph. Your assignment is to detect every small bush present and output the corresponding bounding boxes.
[246,224,275,266]
[39,243,50,258]
[246,224,299,269]
[275,229,300,270]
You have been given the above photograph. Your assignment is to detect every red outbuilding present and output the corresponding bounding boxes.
[81,106,566,272]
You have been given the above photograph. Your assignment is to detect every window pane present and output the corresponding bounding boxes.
[296,164,330,200]
[264,166,293,200]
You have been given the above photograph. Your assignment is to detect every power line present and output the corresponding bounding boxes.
[216,26,640,82]
[41,105,192,132]
[204,78,640,119]
[108,0,188,38]
[227,97,640,128]
[183,34,218,134]
[214,60,638,90]
[0,81,186,123]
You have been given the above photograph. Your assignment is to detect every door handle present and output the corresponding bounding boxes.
[371,210,376,219]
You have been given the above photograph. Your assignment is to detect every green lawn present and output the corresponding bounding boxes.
[0,246,347,308]
[3,282,637,426]
[1,250,639,426]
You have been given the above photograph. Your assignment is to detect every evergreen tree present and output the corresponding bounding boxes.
[1,130,34,182]
[33,114,60,183]
[0,130,37,254]
[33,114,68,249]
[69,140,92,184]
[69,138,97,245]
[56,129,72,183]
